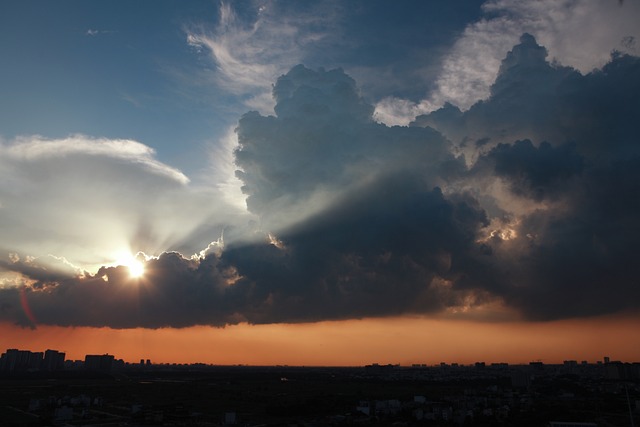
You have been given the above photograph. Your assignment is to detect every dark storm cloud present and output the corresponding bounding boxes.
[221,174,491,324]
[0,252,237,328]
[1,35,639,327]
[225,65,495,323]
[416,34,640,320]
[491,153,640,320]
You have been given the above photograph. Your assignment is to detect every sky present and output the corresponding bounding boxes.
[1,0,640,365]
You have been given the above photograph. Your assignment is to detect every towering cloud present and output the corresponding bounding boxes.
[1,35,639,328]
[234,65,462,229]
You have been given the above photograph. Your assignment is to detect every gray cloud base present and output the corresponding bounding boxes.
[1,34,639,328]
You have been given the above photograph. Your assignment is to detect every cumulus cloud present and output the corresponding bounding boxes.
[234,65,465,230]
[2,35,639,328]
[414,34,640,320]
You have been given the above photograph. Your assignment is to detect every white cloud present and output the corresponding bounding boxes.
[373,97,439,127]
[85,29,115,37]
[4,135,189,184]
[185,1,337,114]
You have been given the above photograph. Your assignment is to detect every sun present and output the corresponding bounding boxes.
[114,252,146,279]
[128,259,145,278]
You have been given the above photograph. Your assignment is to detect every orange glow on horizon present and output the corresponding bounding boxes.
[1,315,639,366]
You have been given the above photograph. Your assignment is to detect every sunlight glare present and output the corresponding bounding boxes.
[114,252,146,279]
[128,259,145,278]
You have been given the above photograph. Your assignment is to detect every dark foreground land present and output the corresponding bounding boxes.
[1,363,639,426]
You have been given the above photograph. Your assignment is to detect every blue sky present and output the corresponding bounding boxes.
[1,1,225,171]
[0,0,485,173]
[1,0,640,330]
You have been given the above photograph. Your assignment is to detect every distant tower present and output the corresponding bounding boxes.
[604,356,610,364]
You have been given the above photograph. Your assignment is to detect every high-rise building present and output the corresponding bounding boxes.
[1,348,66,372]
[43,349,65,371]
[85,354,115,372]
[1,349,42,372]
[27,352,43,371]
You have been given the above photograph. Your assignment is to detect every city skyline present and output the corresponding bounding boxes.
[2,345,638,369]
[1,0,640,365]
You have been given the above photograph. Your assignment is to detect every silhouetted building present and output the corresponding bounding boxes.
[114,358,125,371]
[28,352,43,371]
[43,349,65,371]
[85,354,114,372]
[605,361,640,380]
[0,349,43,372]
[529,361,545,371]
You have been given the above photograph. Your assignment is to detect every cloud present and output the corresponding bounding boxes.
[4,135,189,184]
[85,29,116,37]
[2,35,639,328]
[234,65,462,230]
[375,0,640,125]
[0,65,493,328]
